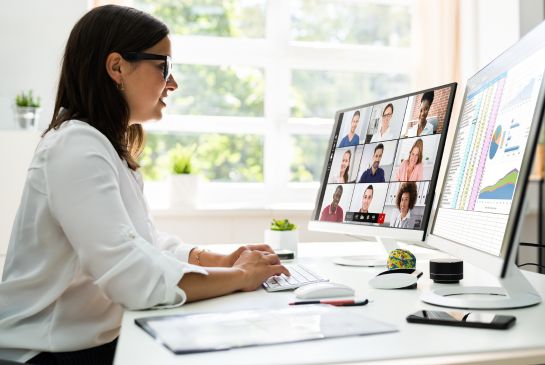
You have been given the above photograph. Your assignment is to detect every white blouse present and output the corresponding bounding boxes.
[0,120,207,362]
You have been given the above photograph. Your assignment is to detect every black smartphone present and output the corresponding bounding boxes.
[406,310,516,330]
[275,249,295,260]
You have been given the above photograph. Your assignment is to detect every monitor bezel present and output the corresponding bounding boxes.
[310,82,457,242]
[428,28,545,278]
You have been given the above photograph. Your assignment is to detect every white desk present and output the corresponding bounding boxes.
[114,242,545,365]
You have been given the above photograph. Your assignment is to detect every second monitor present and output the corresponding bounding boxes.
[309,83,457,266]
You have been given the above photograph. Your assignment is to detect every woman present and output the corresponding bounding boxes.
[396,139,424,181]
[370,103,394,142]
[334,149,352,183]
[390,182,418,229]
[405,91,435,137]
[0,6,287,364]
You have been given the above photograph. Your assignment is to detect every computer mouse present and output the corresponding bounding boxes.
[368,268,423,289]
[294,282,355,299]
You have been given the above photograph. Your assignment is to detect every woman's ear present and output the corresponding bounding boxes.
[105,52,124,84]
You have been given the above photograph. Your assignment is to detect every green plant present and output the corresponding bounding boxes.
[169,144,195,174]
[270,218,297,231]
[15,90,41,108]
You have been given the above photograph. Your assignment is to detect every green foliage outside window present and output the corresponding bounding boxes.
[290,135,329,182]
[134,0,265,38]
[133,0,412,183]
[291,70,410,118]
[169,64,264,117]
[291,0,411,47]
[140,132,264,182]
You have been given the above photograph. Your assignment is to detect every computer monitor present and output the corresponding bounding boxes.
[422,22,545,309]
[308,83,457,266]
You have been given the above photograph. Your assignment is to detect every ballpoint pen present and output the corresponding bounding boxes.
[289,299,368,307]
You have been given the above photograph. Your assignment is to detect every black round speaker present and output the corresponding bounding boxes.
[429,258,463,283]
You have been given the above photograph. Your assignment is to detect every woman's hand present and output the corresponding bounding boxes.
[193,244,277,267]
[179,248,289,302]
[218,244,276,267]
[232,249,290,292]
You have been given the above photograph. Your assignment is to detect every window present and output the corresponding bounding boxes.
[129,0,413,208]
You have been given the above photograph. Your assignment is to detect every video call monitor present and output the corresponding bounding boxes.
[309,83,457,243]
[424,22,545,309]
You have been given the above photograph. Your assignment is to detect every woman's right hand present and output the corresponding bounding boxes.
[233,249,290,291]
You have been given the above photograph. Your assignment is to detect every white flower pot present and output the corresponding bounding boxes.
[14,106,41,130]
[264,229,299,253]
[169,174,200,208]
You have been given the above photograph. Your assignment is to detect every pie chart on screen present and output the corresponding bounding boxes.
[489,125,502,159]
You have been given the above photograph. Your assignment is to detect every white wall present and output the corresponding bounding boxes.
[0,0,88,272]
[0,0,88,131]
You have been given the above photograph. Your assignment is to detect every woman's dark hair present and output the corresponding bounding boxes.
[44,5,169,170]
[383,103,394,116]
[421,90,435,105]
[396,182,417,210]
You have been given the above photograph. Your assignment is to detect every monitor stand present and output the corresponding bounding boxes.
[421,264,542,309]
[333,237,400,267]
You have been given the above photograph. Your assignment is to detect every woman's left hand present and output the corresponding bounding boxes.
[219,244,276,267]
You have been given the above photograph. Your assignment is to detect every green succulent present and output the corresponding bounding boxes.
[15,90,41,108]
[270,219,297,231]
[169,144,195,174]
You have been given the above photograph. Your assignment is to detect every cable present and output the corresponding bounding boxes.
[518,262,545,270]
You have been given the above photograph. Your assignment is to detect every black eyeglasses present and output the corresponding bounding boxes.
[121,52,172,81]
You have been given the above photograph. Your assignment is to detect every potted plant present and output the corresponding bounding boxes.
[264,218,299,253]
[14,90,41,130]
[168,144,200,208]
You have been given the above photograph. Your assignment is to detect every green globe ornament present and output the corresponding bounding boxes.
[387,249,416,270]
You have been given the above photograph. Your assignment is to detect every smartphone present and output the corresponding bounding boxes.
[275,249,295,260]
[406,310,516,330]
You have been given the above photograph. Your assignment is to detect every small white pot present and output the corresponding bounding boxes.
[14,106,41,130]
[169,174,200,208]
[264,229,299,253]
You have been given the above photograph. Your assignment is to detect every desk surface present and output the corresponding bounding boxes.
[114,242,545,365]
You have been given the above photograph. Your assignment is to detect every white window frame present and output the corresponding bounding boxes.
[144,0,413,209]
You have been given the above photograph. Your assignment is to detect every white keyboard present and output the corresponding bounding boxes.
[262,263,329,292]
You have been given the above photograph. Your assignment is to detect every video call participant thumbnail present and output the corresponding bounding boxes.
[320,185,345,222]
[366,97,408,144]
[405,91,435,137]
[359,143,385,183]
[338,110,361,147]
[390,182,417,228]
[396,139,423,181]
[359,185,374,213]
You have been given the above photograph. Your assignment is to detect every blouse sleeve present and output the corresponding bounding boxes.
[44,126,207,310]
[153,230,195,263]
